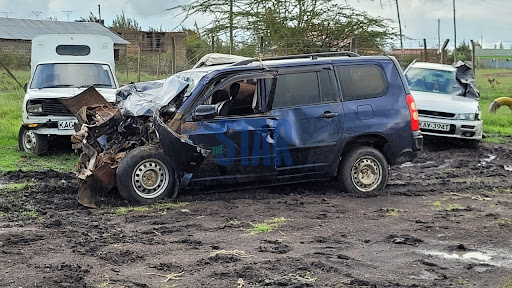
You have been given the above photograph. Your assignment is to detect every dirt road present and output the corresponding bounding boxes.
[1,140,512,287]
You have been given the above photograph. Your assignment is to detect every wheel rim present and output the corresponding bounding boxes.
[350,156,382,192]
[131,159,170,199]
[23,130,37,153]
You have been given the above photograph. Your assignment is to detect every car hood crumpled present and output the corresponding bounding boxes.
[411,90,480,114]
[60,77,189,208]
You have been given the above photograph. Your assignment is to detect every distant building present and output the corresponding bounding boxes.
[388,48,446,64]
[0,18,129,60]
[475,48,512,69]
[111,29,187,71]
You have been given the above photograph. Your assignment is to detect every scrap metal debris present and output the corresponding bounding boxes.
[60,78,190,207]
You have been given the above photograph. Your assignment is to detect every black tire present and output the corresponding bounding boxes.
[18,126,49,155]
[338,146,389,195]
[463,139,479,149]
[116,146,176,204]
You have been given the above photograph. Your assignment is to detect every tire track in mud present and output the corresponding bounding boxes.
[0,142,512,287]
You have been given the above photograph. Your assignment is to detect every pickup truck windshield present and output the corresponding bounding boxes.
[30,63,116,89]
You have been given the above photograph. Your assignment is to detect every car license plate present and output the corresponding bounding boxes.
[419,121,450,131]
[58,120,76,130]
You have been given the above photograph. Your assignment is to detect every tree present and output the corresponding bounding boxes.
[183,26,211,64]
[169,0,396,56]
[111,11,141,31]
[76,12,102,24]
[167,0,249,54]
[450,41,472,62]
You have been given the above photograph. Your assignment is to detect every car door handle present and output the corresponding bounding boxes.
[319,112,339,119]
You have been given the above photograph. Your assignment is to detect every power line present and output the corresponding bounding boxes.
[32,11,41,19]
[63,11,72,21]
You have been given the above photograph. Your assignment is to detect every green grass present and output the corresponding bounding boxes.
[0,70,84,172]
[248,217,290,234]
[476,69,512,138]
[108,202,189,216]
[0,68,168,173]
[432,201,464,211]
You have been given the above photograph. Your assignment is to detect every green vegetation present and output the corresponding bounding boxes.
[476,69,512,139]
[0,70,79,172]
[108,202,189,216]
[248,217,290,234]
[432,201,464,211]
[0,182,31,193]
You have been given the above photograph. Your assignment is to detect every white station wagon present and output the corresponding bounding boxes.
[404,61,482,148]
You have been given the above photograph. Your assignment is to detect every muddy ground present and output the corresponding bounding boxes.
[1,139,512,288]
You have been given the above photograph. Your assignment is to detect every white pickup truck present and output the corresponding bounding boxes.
[19,34,119,155]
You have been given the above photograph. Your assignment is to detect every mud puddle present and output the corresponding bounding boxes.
[0,142,512,287]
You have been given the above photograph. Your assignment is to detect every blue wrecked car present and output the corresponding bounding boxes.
[63,52,423,207]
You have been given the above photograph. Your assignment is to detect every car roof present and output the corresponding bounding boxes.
[408,62,456,72]
[183,55,393,75]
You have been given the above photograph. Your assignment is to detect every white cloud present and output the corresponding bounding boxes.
[0,0,509,48]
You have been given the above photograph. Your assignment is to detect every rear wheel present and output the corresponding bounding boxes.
[18,126,49,155]
[338,146,389,195]
[116,146,176,204]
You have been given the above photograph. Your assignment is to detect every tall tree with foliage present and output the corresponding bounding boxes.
[450,41,472,63]
[169,0,396,56]
[76,12,100,23]
[111,11,141,31]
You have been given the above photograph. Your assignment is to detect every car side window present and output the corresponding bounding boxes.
[335,64,387,101]
[197,78,261,118]
[272,72,321,109]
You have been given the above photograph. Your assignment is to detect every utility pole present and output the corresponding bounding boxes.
[395,0,404,59]
[32,11,41,19]
[453,0,457,62]
[2,12,11,17]
[63,11,72,21]
[437,19,440,49]
[229,0,233,54]
[98,4,102,23]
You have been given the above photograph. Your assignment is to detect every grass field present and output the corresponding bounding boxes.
[475,69,512,139]
[0,69,163,173]
[1,67,512,173]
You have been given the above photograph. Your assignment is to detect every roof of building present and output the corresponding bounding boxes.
[0,18,129,45]
[475,48,512,57]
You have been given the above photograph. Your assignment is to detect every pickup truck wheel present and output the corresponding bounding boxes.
[338,146,388,195]
[18,126,49,155]
[116,146,176,204]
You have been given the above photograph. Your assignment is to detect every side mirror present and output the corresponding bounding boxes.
[192,104,217,121]
[23,83,27,92]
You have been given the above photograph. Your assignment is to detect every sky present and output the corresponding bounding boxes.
[0,0,508,49]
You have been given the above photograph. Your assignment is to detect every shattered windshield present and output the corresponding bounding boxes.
[173,71,207,98]
[405,67,456,95]
[30,63,115,89]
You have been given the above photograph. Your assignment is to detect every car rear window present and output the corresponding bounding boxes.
[272,69,337,109]
[335,64,387,101]
[56,45,91,56]
[273,72,320,108]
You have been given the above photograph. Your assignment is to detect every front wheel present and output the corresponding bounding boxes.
[463,139,479,149]
[18,126,49,155]
[116,146,176,204]
[338,146,389,195]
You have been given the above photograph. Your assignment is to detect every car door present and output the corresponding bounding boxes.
[168,72,279,187]
[269,65,344,178]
